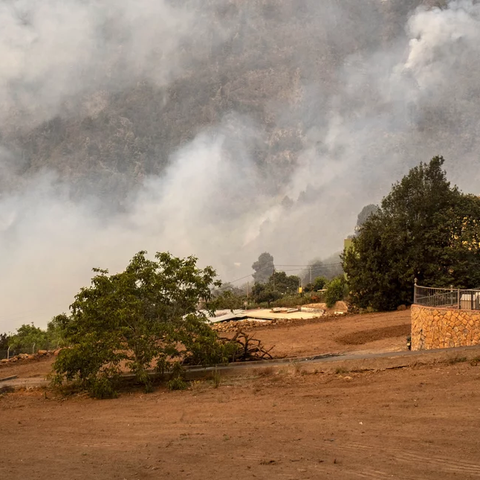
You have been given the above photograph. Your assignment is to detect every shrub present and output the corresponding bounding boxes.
[325,276,348,308]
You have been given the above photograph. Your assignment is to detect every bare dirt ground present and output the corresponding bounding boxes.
[244,310,411,358]
[2,359,480,480]
[0,310,411,381]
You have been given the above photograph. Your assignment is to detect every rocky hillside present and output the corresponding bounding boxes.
[1,0,435,201]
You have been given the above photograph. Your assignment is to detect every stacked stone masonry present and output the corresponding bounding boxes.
[411,304,480,350]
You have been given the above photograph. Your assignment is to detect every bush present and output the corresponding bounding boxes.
[167,378,189,391]
[325,276,348,308]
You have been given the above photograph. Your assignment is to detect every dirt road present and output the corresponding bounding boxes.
[2,359,480,479]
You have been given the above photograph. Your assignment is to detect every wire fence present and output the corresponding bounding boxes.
[0,347,35,360]
[0,343,60,360]
[414,284,480,310]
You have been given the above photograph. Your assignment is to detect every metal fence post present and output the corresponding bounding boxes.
[414,284,480,311]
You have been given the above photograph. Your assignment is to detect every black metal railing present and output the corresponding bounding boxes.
[414,284,480,310]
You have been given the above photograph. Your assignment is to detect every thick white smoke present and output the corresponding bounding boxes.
[0,0,210,129]
[1,0,480,332]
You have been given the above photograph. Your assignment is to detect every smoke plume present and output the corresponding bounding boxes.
[1,0,480,331]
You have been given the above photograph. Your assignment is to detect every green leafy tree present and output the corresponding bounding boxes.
[304,275,328,293]
[251,282,281,305]
[52,251,234,398]
[324,276,348,308]
[343,156,480,311]
[268,271,300,295]
[252,252,275,284]
[46,317,65,348]
[251,271,300,304]
[8,324,50,352]
[313,276,328,291]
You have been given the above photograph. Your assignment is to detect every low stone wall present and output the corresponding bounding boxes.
[411,304,480,350]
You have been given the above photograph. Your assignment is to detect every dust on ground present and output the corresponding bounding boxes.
[2,359,480,479]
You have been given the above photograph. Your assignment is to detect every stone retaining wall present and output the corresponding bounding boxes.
[411,304,480,350]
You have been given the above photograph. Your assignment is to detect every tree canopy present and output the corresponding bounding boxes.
[7,323,61,352]
[251,271,300,304]
[52,251,234,397]
[343,156,480,311]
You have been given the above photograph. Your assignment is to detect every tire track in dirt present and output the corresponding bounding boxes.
[339,441,480,477]
[344,467,408,479]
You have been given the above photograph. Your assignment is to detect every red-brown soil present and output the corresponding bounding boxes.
[248,309,411,358]
[0,311,411,382]
[2,360,480,479]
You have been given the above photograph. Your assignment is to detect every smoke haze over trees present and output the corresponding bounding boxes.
[1,0,480,330]
[252,252,275,284]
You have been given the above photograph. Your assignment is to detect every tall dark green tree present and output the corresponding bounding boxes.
[343,156,480,311]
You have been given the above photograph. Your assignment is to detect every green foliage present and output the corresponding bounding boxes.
[211,367,221,388]
[269,271,300,295]
[51,251,227,398]
[0,333,9,350]
[9,324,49,351]
[167,377,189,391]
[269,293,318,308]
[252,252,275,284]
[251,271,300,305]
[212,288,246,310]
[46,317,66,347]
[88,376,120,399]
[251,283,281,305]
[324,276,348,308]
[343,157,480,311]
[7,318,64,354]
[313,276,328,291]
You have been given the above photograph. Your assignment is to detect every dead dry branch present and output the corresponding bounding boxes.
[221,331,274,362]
